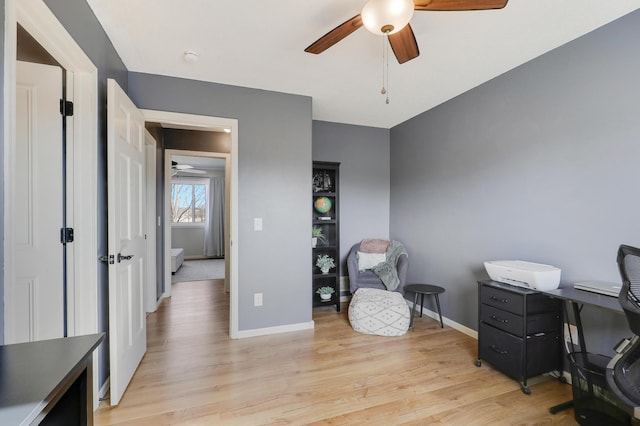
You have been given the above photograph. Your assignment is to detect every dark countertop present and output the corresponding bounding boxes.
[0,333,104,425]
[542,286,623,314]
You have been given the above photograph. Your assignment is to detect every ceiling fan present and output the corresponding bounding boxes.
[305,0,509,64]
[171,161,207,176]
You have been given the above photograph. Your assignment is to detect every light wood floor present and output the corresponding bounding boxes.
[95,280,577,425]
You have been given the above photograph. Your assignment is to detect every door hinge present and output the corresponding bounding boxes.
[60,99,74,117]
[60,227,74,244]
[99,255,115,264]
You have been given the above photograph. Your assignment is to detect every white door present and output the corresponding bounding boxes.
[107,79,147,406]
[5,61,64,343]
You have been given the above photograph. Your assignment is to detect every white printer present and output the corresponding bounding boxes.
[484,260,561,291]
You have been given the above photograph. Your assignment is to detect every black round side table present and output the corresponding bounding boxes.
[405,283,445,328]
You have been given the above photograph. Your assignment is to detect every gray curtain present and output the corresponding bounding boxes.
[204,177,225,257]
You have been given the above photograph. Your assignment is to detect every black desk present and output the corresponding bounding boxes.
[0,333,104,425]
[542,287,623,353]
[540,287,623,414]
[543,287,622,315]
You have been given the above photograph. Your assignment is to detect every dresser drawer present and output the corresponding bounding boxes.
[481,304,523,336]
[479,323,561,380]
[481,304,561,336]
[481,285,524,315]
[479,323,524,379]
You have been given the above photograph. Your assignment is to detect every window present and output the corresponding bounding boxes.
[171,181,207,223]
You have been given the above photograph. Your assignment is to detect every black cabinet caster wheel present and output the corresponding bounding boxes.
[475,360,481,367]
[522,386,531,395]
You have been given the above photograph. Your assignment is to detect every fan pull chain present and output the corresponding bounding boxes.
[381,34,387,97]
[380,32,390,104]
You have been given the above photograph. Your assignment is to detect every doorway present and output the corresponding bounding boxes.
[141,110,239,338]
[7,22,69,343]
[5,0,100,406]
[169,154,226,284]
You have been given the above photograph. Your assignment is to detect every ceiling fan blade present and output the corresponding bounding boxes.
[414,0,508,11]
[305,15,363,54]
[388,24,419,64]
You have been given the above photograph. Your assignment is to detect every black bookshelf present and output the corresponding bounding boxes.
[312,161,340,311]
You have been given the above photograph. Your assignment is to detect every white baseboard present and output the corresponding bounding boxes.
[409,301,478,339]
[156,293,168,309]
[99,377,110,400]
[340,276,349,293]
[235,320,315,338]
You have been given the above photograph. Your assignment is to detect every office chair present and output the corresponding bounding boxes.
[606,244,640,421]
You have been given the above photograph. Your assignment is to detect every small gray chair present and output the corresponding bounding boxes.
[346,242,409,295]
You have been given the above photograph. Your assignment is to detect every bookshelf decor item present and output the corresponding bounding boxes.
[316,255,335,274]
[312,161,340,311]
[316,286,336,301]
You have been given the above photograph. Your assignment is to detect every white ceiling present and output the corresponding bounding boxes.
[87,0,640,129]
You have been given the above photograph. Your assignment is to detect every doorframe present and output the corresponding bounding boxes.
[4,0,100,405]
[144,130,158,313]
[141,110,239,339]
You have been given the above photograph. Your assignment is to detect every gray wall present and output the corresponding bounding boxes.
[44,0,129,387]
[0,0,5,344]
[171,227,205,258]
[128,72,313,331]
[312,121,390,277]
[390,10,640,355]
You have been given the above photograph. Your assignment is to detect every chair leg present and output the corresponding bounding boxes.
[420,294,424,317]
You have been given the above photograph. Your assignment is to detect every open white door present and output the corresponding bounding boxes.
[5,61,64,343]
[107,79,147,405]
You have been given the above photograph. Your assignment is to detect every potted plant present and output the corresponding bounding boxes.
[312,227,328,248]
[316,254,336,274]
[316,286,335,301]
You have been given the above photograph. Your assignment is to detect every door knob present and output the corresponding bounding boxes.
[117,253,134,263]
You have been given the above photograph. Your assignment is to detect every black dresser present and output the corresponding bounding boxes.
[476,280,562,394]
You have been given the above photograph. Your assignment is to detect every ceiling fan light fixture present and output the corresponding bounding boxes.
[361,0,415,35]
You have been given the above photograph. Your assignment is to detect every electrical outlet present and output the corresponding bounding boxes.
[254,293,263,307]
[564,323,579,343]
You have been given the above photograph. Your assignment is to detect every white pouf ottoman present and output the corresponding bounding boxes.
[348,288,410,336]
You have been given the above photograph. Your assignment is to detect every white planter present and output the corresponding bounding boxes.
[312,237,317,248]
[320,293,332,301]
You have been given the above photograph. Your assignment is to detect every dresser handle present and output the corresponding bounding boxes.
[490,295,509,304]
[489,345,508,355]
[490,314,508,324]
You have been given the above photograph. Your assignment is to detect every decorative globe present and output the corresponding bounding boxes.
[314,197,332,214]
